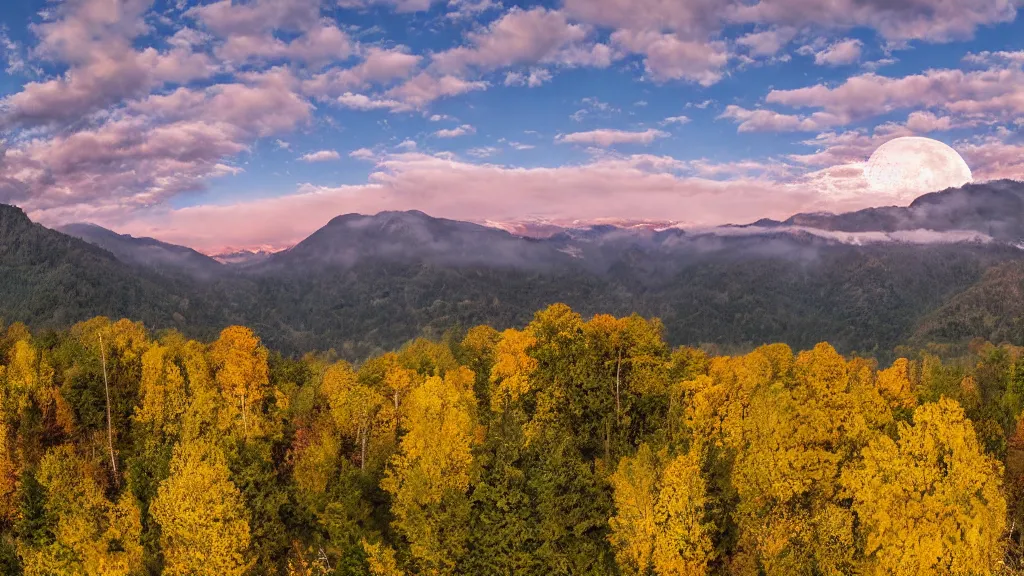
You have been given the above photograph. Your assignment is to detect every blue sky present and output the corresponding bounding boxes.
[0,0,1021,252]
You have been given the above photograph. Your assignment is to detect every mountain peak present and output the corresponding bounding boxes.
[0,204,31,231]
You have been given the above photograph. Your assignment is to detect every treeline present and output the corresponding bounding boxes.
[0,305,1022,575]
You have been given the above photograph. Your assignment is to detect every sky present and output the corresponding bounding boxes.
[0,0,1022,254]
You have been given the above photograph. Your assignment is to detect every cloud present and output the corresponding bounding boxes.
[212,23,353,67]
[557,128,669,146]
[718,105,844,132]
[446,0,503,19]
[275,139,291,149]
[1,0,217,129]
[562,0,1019,53]
[396,139,418,151]
[766,65,1024,125]
[561,0,725,37]
[303,46,421,97]
[430,7,609,75]
[467,146,500,158]
[904,110,955,133]
[434,124,477,138]
[728,0,1018,43]
[609,30,729,85]
[300,150,341,162]
[504,68,553,87]
[661,116,691,126]
[0,69,311,216]
[958,137,1024,182]
[104,149,930,253]
[737,27,796,56]
[187,0,351,67]
[337,0,441,13]
[963,50,1024,66]
[185,0,322,37]
[384,73,489,108]
[336,92,405,111]
[813,38,862,66]
[350,148,378,160]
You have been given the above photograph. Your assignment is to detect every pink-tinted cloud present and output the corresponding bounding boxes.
[718,105,845,132]
[564,0,1017,45]
[106,153,822,252]
[336,92,406,111]
[213,23,353,67]
[299,150,341,162]
[384,73,489,108]
[1,0,217,128]
[813,38,862,66]
[434,124,477,138]
[959,138,1024,181]
[561,0,724,38]
[337,0,440,13]
[304,47,421,97]
[729,0,1018,43]
[95,148,954,253]
[504,68,553,87]
[0,69,311,215]
[610,30,729,85]
[430,8,607,74]
[737,27,796,56]
[556,128,669,146]
[186,0,322,36]
[964,50,1024,66]
[767,66,1024,123]
[904,110,956,132]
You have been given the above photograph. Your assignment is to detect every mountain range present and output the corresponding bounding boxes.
[3,179,1023,361]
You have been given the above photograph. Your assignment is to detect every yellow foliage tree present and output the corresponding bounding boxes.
[135,343,190,442]
[362,539,404,576]
[208,326,271,441]
[489,328,538,412]
[150,440,253,576]
[609,444,714,576]
[20,446,143,576]
[381,368,477,574]
[875,358,916,410]
[843,398,1006,575]
[322,361,393,470]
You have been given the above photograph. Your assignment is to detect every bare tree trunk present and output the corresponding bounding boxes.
[615,350,622,425]
[605,419,611,463]
[99,335,119,488]
[361,426,367,471]
[242,390,248,440]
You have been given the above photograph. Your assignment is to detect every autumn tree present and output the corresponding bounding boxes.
[19,445,143,576]
[609,444,714,576]
[843,398,1006,575]
[208,326,272,441]
[322,361,392,471]
[150,440,253,576]
[381,367,477,574]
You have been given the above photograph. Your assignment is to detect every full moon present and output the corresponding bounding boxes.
[865,136,973,197]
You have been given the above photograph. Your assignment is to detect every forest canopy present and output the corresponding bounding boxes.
[0,304,1022,575]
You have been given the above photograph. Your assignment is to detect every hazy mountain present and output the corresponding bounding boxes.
[59,222,225,280]
[753,179,1024,241]
[212,249,275,266]
[256,209,578,273]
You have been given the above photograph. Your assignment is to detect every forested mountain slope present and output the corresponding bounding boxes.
[0,205,203,332]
